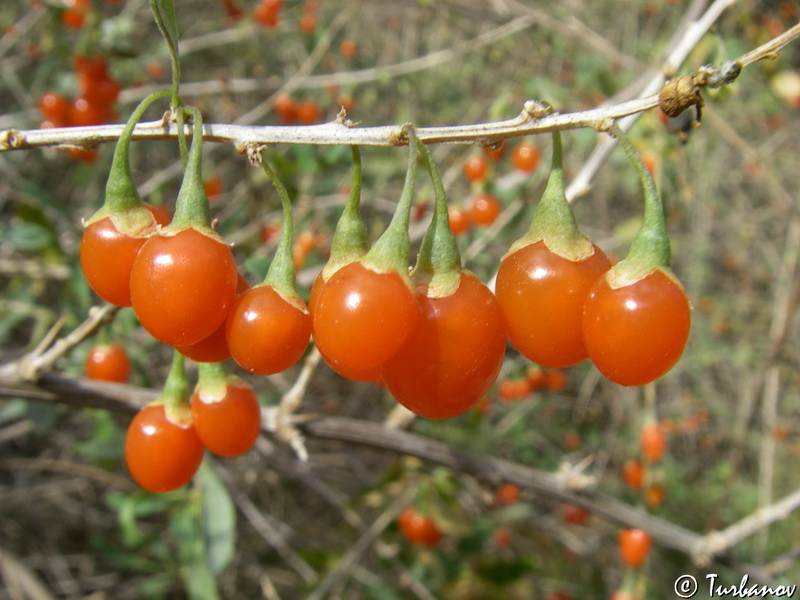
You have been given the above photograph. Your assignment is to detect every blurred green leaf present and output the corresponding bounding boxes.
[25,401,57,434]
[74,410,125,464]
[151,0,180,50]
[7,222,54,252]
[0,399,27,424]
[198,461,236,575]
[15,179,72,217]
[171,495,222,600]
[365,585,404,600]
[109,491,179,547]
[474,557,533,585]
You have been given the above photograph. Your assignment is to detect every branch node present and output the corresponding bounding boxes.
[691,530,726,567]
[390,124,413,146]
[0,129,25,151]
[594,118,615,133]
[521,100,553,122]
[245,143,266,166]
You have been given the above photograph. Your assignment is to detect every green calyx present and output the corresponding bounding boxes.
[195,361,239,404]
[160,350,193,429]
[321,146,370,281]
[361,125,418,284]
[507,130,594,261]
[260,155,304,306]
[89,91,172,234]
[606,123,672,289]
[167,107,214,235]
[411,139,462,298]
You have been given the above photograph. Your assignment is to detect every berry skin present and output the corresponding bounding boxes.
[463,155,490,183]
[562,503,590,525]
[582,268,691,386]
[312,261,420,372]
[493,483,520,506]
[496,240,611,368]
[511,141,541,173]
[469,192,501,226]
[381,272,505,419]
[639,421,667,462]
[129,228,238,346]
[447,206,471,236]
[84,342,131,383]
[226,285,312,375]
[38,92,70,126]
[80,215,158,307]
[622,459,644,490]
[340,40,357,59]
[296,99,321,124]
[191,379,261,457]
[398,507,442,548]
[125,404,205,493]
[618,528,652,568]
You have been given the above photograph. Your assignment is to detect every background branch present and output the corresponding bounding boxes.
[2,23,798,155]
[0,369,793,586]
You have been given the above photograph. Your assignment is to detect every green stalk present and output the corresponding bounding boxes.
[175,105,188,169]
[321,146,370,279]
[362,125,418,279]
[195,361,230,403]
[260,156,303,303]
[99,91,171,217]
[508,131,593,261]
[412,140,462,297]
[169,107,211,231]
[161,350,193,428]
[148,0,181,109]
[608,123,672,286]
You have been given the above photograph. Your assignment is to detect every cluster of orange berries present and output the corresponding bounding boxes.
[497,366,567,401]
[447,140,542,236]
[55,0,121,29]
[37,55,122,162]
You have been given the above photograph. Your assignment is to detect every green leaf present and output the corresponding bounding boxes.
[198,461,236,575]
[112,491,176,547]
[152,0,179,50]
[7,222,54,252]
[25,401,57,434]
[171,497,222,600]
[74,410,125,463]
[474,557,533,584]
[365,584,404,600]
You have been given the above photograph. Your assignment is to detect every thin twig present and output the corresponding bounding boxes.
[3,23,798,155]
[565,0,739,200]
[0,369,782,583]
[2,303,119,383]
[305,487,417,600]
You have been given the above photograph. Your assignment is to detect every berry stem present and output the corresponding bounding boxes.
[195,361,230,403]
[363,125,418,278]
[260,156,303,303]
[104,91,172,214]
[148,0,182,109]
[169,107,212,231]
[161,349,193,428]
[321,145,370,280]
[608,122,672,283]
[509,131,593,260]
[412,139,462,297]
